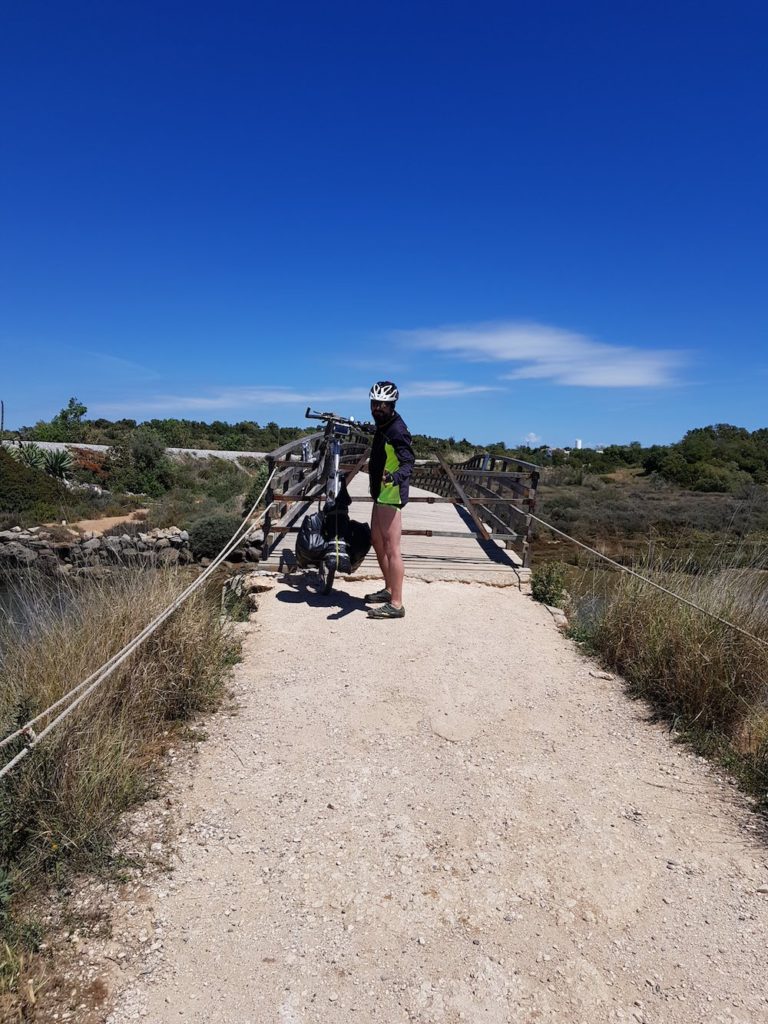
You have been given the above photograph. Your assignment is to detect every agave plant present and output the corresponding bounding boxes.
[42,447,74,479]
[8,441,46,471]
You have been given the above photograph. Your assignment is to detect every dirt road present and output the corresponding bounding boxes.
[107,577,768,1024]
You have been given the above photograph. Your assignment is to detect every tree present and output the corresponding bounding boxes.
[51,397,88,440]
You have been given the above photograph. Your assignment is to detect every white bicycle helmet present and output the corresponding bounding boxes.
[369,380,399,402]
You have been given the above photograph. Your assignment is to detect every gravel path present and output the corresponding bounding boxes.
[107,577,768,1024]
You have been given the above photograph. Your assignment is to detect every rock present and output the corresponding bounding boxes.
[154,538,170,550]
[0,542,38,565]
[0,530,20,542]
[157,548,180,565]
[589,670,614,681]
[244,546,261,562]
[82,538,101,551]
[756,886,768,894]
[545,605,569,631]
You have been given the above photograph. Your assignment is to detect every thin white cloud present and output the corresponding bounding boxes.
[400,321,686,388]
[523,431,541,444]
[84,350,162,380]
[96,386,363,416]
[95,380,490,417]
[406,380,501,397]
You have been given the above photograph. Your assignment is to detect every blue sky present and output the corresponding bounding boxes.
[2,1,767,447]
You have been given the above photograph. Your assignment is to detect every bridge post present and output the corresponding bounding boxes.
[261,453,276,561]
[521,468,540,568]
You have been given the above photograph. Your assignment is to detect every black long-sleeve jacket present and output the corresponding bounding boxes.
[368,412,415,507]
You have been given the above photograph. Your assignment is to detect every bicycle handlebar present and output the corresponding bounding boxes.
[305,407,374,432]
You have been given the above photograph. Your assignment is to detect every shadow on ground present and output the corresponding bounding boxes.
[276,573,370,620]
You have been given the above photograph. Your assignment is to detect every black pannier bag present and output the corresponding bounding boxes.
[295,478,372,574]
[295,511,326,568]
[346,519,371,571]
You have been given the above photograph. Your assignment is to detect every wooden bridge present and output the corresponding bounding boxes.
[259,425,540,583]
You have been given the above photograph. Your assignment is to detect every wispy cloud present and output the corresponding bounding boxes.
[523,431,541,444]
[400,321,686,388]
[96,379,489,417]
[96,386,363,416]
[406,380,501,397]
[84,351,162,380]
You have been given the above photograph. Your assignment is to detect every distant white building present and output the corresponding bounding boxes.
[575,438,582,450]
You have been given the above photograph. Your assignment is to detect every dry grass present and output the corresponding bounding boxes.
[569,558,768,790]
[0,567,237,993]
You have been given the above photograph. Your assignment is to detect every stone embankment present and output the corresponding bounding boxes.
[0,525,196,574]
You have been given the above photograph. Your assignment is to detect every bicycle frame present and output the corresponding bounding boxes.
[300,408,372,592]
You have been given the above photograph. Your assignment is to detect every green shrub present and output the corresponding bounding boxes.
[188,514,243,559]
[7,443,45,472]
[0,449,65,524]
[531,560,567,607]
[107,428,174,496]
[42,448,73,479]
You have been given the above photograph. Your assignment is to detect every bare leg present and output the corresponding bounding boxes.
[372,504,403,607]
[371,504,390,587]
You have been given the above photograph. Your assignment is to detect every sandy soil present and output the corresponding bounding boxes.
[105,577,768,1024]
[57,509,149,535]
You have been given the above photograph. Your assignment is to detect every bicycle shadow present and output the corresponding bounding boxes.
[276,572,369,621]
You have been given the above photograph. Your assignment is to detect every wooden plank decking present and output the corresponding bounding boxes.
[262,471,529,585]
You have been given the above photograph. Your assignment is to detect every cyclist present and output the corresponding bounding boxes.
[365,381,414,619]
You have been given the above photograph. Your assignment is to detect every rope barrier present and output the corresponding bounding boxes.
[0,468,277,780]
[5,471,765,780]
[518,509,768,722]
[524,510,768,655]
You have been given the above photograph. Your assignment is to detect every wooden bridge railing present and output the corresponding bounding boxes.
[260,432,540,568]
[410,452,540,567]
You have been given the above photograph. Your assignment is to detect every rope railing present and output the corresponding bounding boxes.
[524,509,768,658]
[5,469,765,781]
[0,467,277,781]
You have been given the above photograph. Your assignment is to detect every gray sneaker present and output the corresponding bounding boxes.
[367,602,405,619]
[364,588,391,603]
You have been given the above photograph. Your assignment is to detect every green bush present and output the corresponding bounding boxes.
[0,449,65,524]
[188,514,243,559]
[531,560,567,607]
[107,428,174,496]
[42,448,73,479]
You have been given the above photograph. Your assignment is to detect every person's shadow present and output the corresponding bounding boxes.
[276,572,369,620]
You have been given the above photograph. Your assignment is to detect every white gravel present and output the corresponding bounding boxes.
[104,577,768,1024]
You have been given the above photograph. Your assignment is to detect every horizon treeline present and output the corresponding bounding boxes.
[13,400,768,494]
